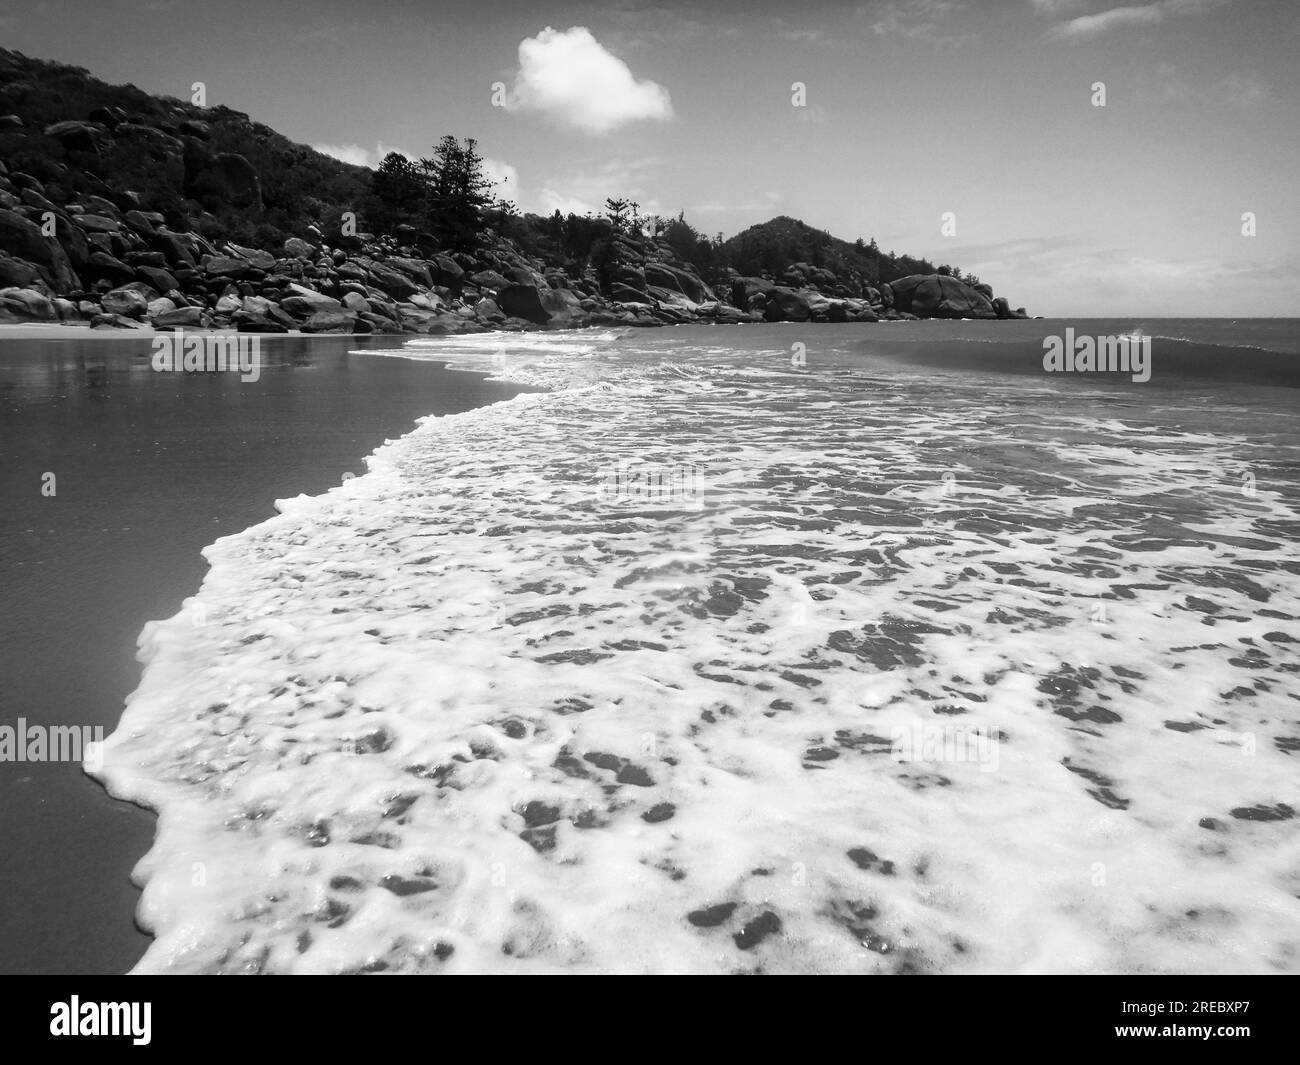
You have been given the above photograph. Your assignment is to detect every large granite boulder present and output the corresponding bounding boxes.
[888,274,997,319]
[42,120,109,156]
[991,296,1028,320]
[153,306,204,329]
[0,286,55,321]
[101,285,149,318]
[283,237,316,260]
[429,254,464,289]
[644,262,710,303]
[0,256,41,288]
[386,256,433,288]
[730,276,775,308]
[763,286,812,322]
[366,262,418,300]
[300,309,358,333]
[279,283,341,318]
[497,284,587,327]
[0,208,79,290]
[496,283,549,324]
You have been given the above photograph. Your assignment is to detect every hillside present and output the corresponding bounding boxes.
[0,46,1028,331]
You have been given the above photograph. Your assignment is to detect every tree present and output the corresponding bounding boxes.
[604,197,631,232]
[419,135,500,251]
[372,152,426,224]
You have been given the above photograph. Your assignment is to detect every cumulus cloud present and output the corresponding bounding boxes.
[481,157,519,200]
[1050,0,1225,39]
[503,26,674,134]
[312,141,415,168]
[536,189,601,217]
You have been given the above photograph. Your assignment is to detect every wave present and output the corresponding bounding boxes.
[92,327,1300,974]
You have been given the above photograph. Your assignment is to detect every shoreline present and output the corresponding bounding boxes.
[0,334,531,973]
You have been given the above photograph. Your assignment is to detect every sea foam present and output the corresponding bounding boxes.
[92,328,1300,973]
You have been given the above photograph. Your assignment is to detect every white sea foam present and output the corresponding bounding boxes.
[93,328,1300,973]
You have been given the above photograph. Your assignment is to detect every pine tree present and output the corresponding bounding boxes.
[372,152,426,229]
[419,136,499,251]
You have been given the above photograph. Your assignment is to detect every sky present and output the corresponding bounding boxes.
[2,0,1297,315]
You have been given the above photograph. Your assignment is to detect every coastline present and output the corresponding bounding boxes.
[0,333,532,973]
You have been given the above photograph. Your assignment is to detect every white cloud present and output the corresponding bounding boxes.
[311,141,416,169]
[482,157,519,200]
[536,189,600,217]
[313,142,371,167]
[503,26,674,134]
[1050,0,1226,39]
[870,0,964,39]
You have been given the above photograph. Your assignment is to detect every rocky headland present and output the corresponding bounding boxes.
[0,47,1029,334]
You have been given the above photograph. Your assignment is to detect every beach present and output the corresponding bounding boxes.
[0,330,530,973]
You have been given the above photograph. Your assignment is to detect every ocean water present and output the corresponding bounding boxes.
[91,321,1300,974]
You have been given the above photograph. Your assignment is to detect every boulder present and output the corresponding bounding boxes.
[153,306,203,329]
[474,297,504,322]
[991,296,1028,320]
[538,287,586,328]
[644,262,709,303]
[86,251,134,283]
[0,256,41,288]
[233,310,290,333]
[0,286,55,321]
[763,286,812,323]
[496,284,550,324]
[215,292,243,315]
[300,309,357,333]
[470,269,510,291]
[136,265,177,293]
[91,313,148,330]
[407,293,445,312]
[226,244,276,270]
[610,283,653,305]
[203,254,258,280]
[366,263,418,299]
[42,120,108,155]
[429,254,464,289]
[100,286,149,318]
[888,274,997,319]
[281,282,343,314]
[385,257,433,288]
[0,208,78,290]
[76,214,120,233]
[731,276,774,308]
[283,237,316,260]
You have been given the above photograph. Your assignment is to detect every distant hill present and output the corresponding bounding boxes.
[722,215,973,290]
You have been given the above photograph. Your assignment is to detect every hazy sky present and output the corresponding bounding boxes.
[3,0,1297,314]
